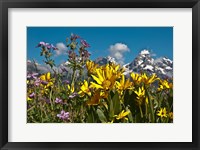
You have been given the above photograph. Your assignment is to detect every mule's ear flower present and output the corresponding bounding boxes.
[131,72,142,85]
[78,80,91,97]
[86,91,102,105]
[168,112,173,120]
[141,73,158,85]
[40,72,51,81]
[115,110,130,120]
[157,107,167,118]
[134,86,146,106]
[90,65,119,91]
[158,79,173,91]
[86,60,98,75]
[115,75,133,95]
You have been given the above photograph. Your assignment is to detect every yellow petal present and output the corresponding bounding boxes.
[40,74,46,81]
[84,80,88,88]
[123,111,130,116]
[90,82,103,89]
[91,75,102,84]
[96,69,104,82]
[46,72,51,80]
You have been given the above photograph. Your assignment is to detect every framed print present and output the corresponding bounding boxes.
[0,0,200,150]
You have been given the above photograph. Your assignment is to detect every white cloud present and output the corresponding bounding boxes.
[55,42,68,56]
[109,43,130,65]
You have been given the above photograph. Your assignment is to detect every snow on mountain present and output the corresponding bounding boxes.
[27,49,173,80]
[123,49,173,78]
[95,56,117,65]
[93,49,173,79]
[143,65,154,72]
[140,49,150,55]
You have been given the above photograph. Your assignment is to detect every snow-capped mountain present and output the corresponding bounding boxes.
[27,49,173,79]
[94,49,173,78]
[123,49,173,78]
[95,56,117,65]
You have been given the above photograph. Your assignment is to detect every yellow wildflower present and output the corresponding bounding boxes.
[131,72,142,85]
[86,60,99,75]
[40,72,54,88]
[158,79,173,91]
[27,89,35,101]
[168,112,173,120]
[107,120,114,123]
[109,63,123,78]
[114,110,130,120]
[134,86,147,105]
[157,107,167,118]
[116,75,133,95]
[78,80,91,97]
[86,90,102,105]
[39,72,54,94]
[90,64,119,91]
[141,73,158,85]
[67,84,75,93]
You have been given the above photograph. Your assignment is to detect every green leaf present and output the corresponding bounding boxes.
[109,95,114,118]
[87,108,95,123]
[112,91,121,115]
[126,107,133,123]
[97,108,107,123]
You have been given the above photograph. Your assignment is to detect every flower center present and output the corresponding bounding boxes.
[102,80,111,90]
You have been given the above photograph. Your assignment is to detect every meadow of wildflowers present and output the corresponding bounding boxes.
[27,33,173,123]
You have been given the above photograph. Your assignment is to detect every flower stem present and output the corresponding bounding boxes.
[71,68,76,91]
[139,106,143,118]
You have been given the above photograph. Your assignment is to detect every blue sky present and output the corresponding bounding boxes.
[27,27,173,65]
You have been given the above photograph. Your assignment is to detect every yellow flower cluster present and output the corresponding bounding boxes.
[77,60,173,123]
[80,60,171,106]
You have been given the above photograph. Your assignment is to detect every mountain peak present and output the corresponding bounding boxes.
[124,49,173,78]
[95,56,117,65]
[140,49,150,55]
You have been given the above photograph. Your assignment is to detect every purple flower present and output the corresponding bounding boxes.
[29,92,35,98]
[46,43,51,50]
[34,78,41,86]
[36,41,46,47]
[81,40,90,48]
[41,80,48,85]
[27,73,38,79]
[36,42,58,51]
[69,92,78,99]
[70,33,80,40]
[68,50,76,60]
[51,44,58,50]
[81,50,91,59]
[45,99,50,104]
[55,98,63,104]
[57,110,70,121]
[62,80,70,84]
